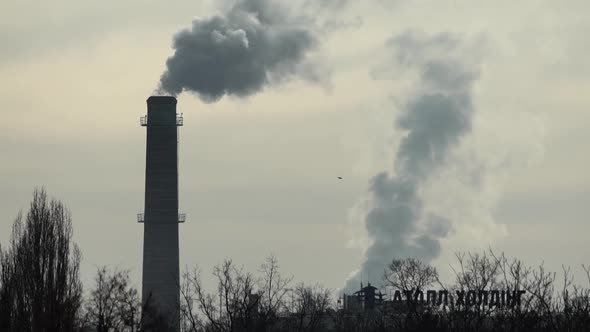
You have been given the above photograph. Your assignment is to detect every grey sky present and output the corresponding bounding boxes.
[1,0,589,293]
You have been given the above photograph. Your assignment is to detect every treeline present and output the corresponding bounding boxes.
[344,256,590,332]
[1,189,589,332]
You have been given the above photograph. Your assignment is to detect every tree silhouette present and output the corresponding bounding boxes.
[82,267,141,332]
[2,188,590,332]
[0,188,83,332]
[179,255,293,332]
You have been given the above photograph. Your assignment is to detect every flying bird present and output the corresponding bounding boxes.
[338,177,343,180]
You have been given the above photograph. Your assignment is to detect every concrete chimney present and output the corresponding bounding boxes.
[138,96,184,329]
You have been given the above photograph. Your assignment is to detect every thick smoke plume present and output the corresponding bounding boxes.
[158,0,321,102]
[344,32,481,292]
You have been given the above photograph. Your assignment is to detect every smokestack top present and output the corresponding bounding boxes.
[147,96,177,105]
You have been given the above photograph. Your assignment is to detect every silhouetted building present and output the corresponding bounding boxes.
[138,96,184,329]
[340,282,385,313]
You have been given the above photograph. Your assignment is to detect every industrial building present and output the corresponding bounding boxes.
[339,282,385,313]
[339,283,419,315]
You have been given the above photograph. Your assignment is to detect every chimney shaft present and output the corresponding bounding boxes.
[140,96,181,329]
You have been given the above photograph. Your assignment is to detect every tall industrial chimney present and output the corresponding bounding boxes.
[138,96,184,329]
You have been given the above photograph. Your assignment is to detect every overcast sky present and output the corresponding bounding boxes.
[1,0,589,293]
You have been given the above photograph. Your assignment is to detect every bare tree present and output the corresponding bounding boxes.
[0,242,15,331]
[180,259,259,332]
[384,257,439,292]
[0,188,83,332]
[83,266,141,332]
[256,255,293,329]
[177,269,204,332]
[446,249,590,332]
[179,255,293,332]
[445,250,507,331]
[382,258,441,330]
[291,283,332,332]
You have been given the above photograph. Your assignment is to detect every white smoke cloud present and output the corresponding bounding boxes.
[343,29,547,293]
[343,31,485,293]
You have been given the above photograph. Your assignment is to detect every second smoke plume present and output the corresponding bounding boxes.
[345,31,482,292]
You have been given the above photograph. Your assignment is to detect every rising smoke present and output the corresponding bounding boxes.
[157,0,322,102]
[344,31,481,292]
